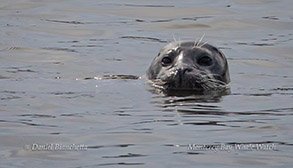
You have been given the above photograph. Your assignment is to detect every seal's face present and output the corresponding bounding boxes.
[147,41,230,91]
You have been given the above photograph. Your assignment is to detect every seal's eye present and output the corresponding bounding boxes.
[198,56,213,66]
[161,57,172,66]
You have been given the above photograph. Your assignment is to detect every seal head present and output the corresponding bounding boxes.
[147,41,230,91]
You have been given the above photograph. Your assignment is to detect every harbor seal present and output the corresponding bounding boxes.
[147,39,230,92]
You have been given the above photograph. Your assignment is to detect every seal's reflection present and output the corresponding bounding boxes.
[148,86,230,117]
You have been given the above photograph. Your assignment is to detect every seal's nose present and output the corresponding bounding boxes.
[174,66,193,87]
[177,65,193,76]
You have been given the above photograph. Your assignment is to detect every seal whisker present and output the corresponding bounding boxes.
[206,79,226,86]
[198,33,205,46]
[205,78,227,87]
[172,33,177,43]
[211,74,223,77]
[206,73,214,79]
[199,41,208,48]
[201,84,208,90]
[194,34,206,47]
[205,82,218,90]
[208,78,226,84]
[203,83,213,90]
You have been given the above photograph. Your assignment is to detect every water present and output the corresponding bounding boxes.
[1,0,293,167]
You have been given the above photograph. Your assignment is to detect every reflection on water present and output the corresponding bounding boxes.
[1,0,293,167]
[149,87,230,103]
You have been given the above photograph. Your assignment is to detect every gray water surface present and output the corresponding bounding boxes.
[1,0,293,167]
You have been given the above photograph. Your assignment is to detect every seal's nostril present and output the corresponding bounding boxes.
[182,67,192,75]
